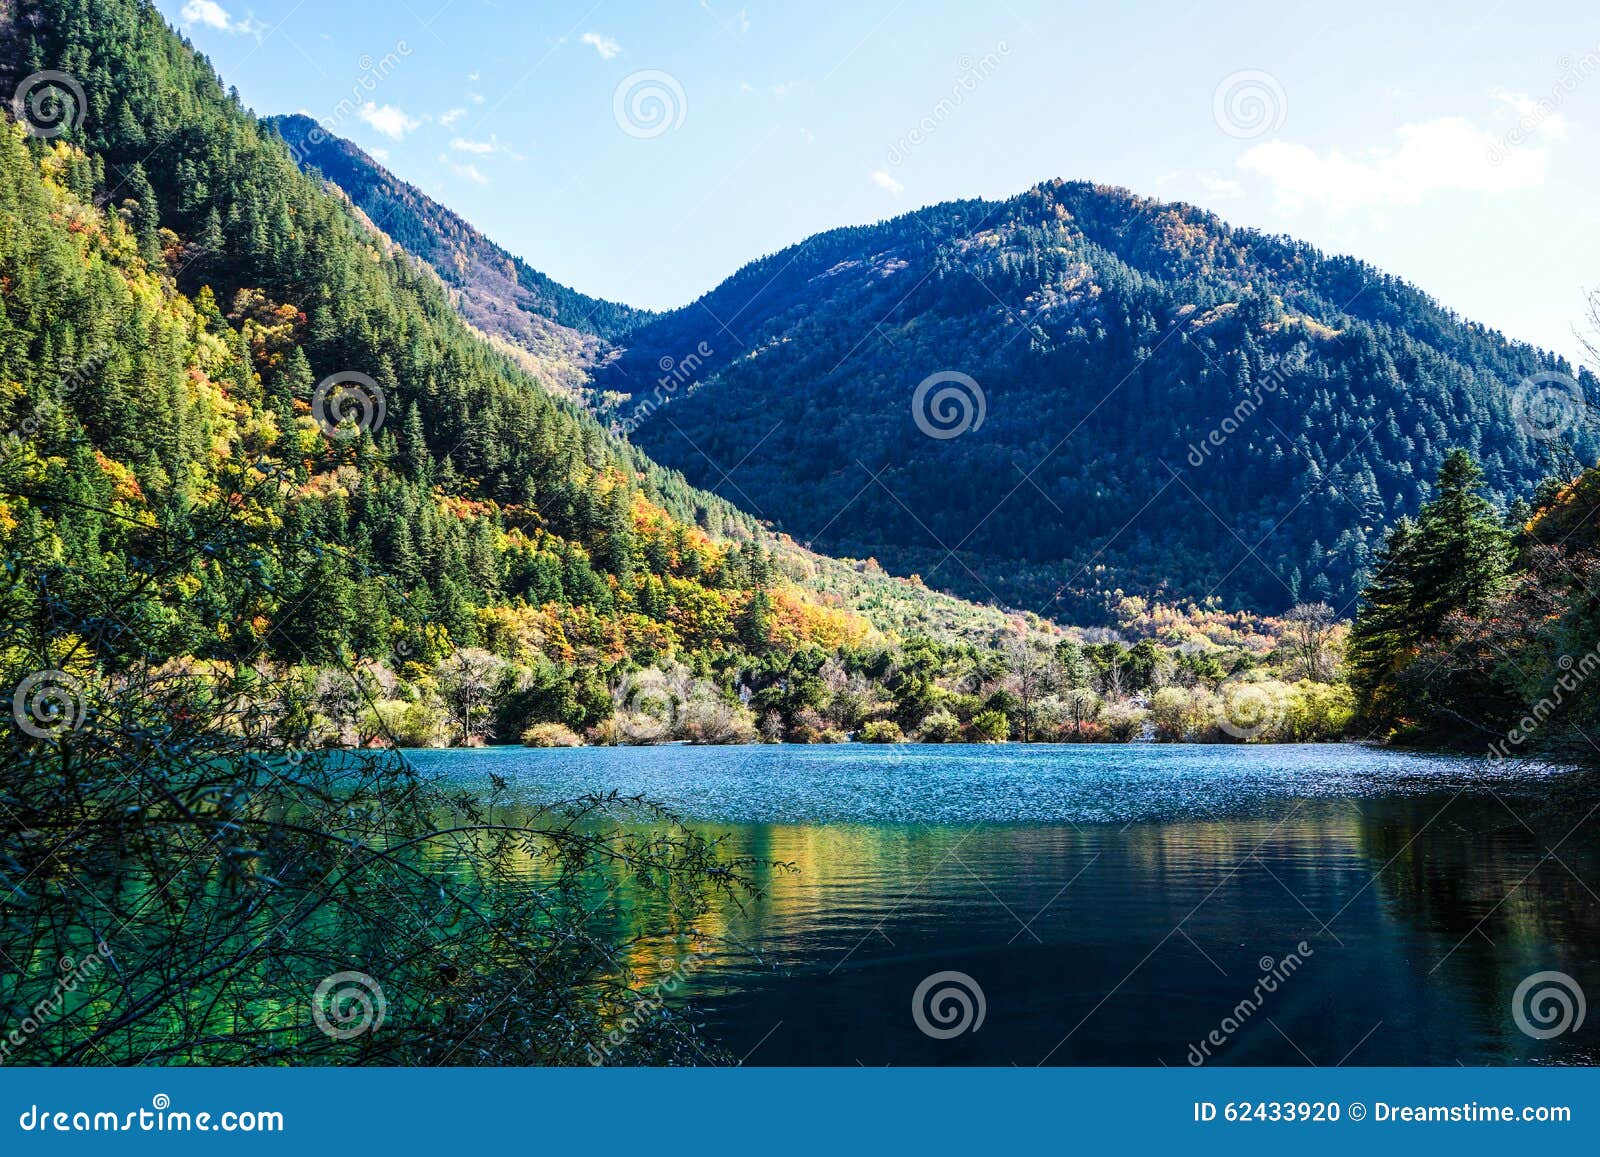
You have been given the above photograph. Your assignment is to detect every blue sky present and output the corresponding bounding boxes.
[159,0,1600,364]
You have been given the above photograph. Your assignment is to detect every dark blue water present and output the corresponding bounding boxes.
[410,743,1600,1066]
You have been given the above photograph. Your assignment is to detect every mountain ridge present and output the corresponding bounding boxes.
[265,112,652,395]
[595,178,1596,618]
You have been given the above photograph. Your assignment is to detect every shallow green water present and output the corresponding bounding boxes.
[409,743,1600,1065]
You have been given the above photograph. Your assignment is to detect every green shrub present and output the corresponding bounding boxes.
[522,722,583,747]
[971,709,1010,743]
[918,709,962,743]
[859,720,905,743]
[1100,701,1149,741]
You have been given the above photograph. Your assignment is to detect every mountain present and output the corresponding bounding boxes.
[0,0,1033,750]
[592,182,1597,619]
[266,112,649,395]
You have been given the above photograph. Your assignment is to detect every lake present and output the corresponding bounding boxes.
[407,743,1600,1066]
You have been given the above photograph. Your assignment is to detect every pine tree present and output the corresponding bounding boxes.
[1348,450,1512,726]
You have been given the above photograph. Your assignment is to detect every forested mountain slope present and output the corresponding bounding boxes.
[0,0,1027,746]
[595,182,1596,618]
[266,112,649,393]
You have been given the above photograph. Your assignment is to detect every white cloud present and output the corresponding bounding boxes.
[581,31,621,60]
[440,107,466,127]
[181,0,231,28]
[1196,171,1243,200]
[871,169,904,195]
[468,92,486,105]
[1490,87,1569,141]
[447,135,521,162]
[452,162,489,185]
[1238,112,1549,212]
[180,0,264,36]
[357,102,422,140]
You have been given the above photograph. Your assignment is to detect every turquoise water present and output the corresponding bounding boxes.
[410,743,1600,1066]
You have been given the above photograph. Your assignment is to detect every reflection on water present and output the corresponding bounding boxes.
[409,744,1600,1066]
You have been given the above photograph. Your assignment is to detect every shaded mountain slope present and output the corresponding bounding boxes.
[595,181,1596,618]
[267,112,650,391]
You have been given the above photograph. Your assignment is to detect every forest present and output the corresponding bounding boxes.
[603,178,1597,620]
[2,0,1599,1074]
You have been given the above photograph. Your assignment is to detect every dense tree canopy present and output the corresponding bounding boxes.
[598,180,1594,618]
